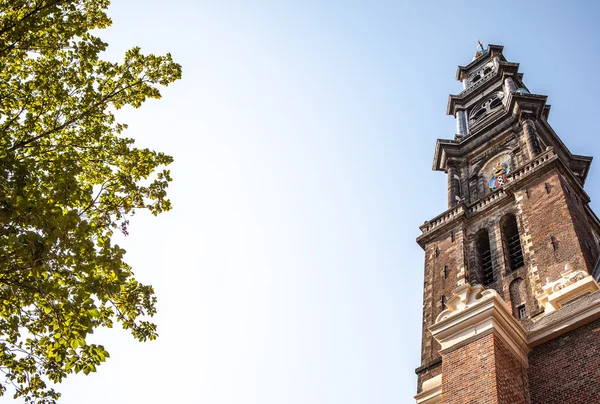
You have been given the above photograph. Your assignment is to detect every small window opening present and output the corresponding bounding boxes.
[525,187,530,199]
[517,305,527,319]
[545,182,551,194]
[443,265,449,279]
[450,231,455,242]
[476,229,494,285]
[551,236,559,251]
[434,246,439,259]
[501,214,524,271]
[441,295,447,310]
[483,67,492,76]
[471,74,482,83]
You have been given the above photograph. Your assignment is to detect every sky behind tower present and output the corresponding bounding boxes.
[33,1,600,403]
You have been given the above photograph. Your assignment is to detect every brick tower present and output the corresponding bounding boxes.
[414,43,600,404]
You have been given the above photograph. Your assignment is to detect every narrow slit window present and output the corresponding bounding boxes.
[551,236,559,251]
[476,229,494,285]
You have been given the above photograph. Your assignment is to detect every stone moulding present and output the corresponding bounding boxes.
[528,267,600,347]
[535,265,600,313]
[528,290,600,348]
[414,374,441,404]
[429,284,529,366]
[417,148,558,244]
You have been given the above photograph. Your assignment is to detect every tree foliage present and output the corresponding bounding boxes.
[0,1,181,401]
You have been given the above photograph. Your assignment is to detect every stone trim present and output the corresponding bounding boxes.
[429,284,529,366]
[415,357,442,374]
[414,374,442,404]
[528,293,600,348]
[536,265,600,313]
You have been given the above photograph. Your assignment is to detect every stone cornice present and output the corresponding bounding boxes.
[414,374,441,404]
[418,148,589,248]
[528,290,600,348]
[448,61,519,116]
[430,284,529,366]
[536,266,600,313]
[433,111,518,172]
[418,151,554,247]
[455,44,505,81]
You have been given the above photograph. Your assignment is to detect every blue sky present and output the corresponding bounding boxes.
[36,1,600,403]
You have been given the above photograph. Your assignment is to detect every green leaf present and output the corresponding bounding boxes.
[0,0,179,401]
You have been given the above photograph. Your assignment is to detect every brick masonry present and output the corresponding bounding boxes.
[528,318,600,404]
[415,45,600,401]
[441,332,528,404]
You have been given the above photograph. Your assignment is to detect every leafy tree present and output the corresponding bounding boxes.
[0,1,181,401]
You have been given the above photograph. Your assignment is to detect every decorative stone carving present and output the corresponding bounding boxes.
[435,284,496,323]
[430,283,529,365]
[536,264,600,313]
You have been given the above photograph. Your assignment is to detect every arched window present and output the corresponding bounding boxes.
[475,228,494,285]
[468,92,505,126]
[500,214,524,271]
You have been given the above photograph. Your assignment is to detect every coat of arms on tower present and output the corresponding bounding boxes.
[489,161,510,190]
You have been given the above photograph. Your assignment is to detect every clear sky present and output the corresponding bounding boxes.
[34,1,600,403]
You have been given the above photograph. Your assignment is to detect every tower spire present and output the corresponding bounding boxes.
[414,44,600,404]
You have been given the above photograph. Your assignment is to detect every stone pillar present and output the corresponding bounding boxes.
[520,114,541,160]
[493,56,500,69]
[428,285,530,404]
[459,71,469,90]
[503,76,517,103]
[447,160,460,208]
[455,110,468,136]
[492,50,501,70]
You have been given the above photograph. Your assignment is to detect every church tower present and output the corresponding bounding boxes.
[414,44,600,404]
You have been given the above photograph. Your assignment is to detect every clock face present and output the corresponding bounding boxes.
[489,162,510,190]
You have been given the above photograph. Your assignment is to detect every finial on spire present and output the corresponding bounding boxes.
[474,40,486,59]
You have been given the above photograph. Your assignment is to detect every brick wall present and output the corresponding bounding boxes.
[528,318,600,404]
[559,176,600,272]
[420,227,464,364]
[442,332,498,404]
[494,334,529,404]
[441,332,529,404]
[518,171,588,287]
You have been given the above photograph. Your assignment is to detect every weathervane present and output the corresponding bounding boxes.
[475,40,485,58]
